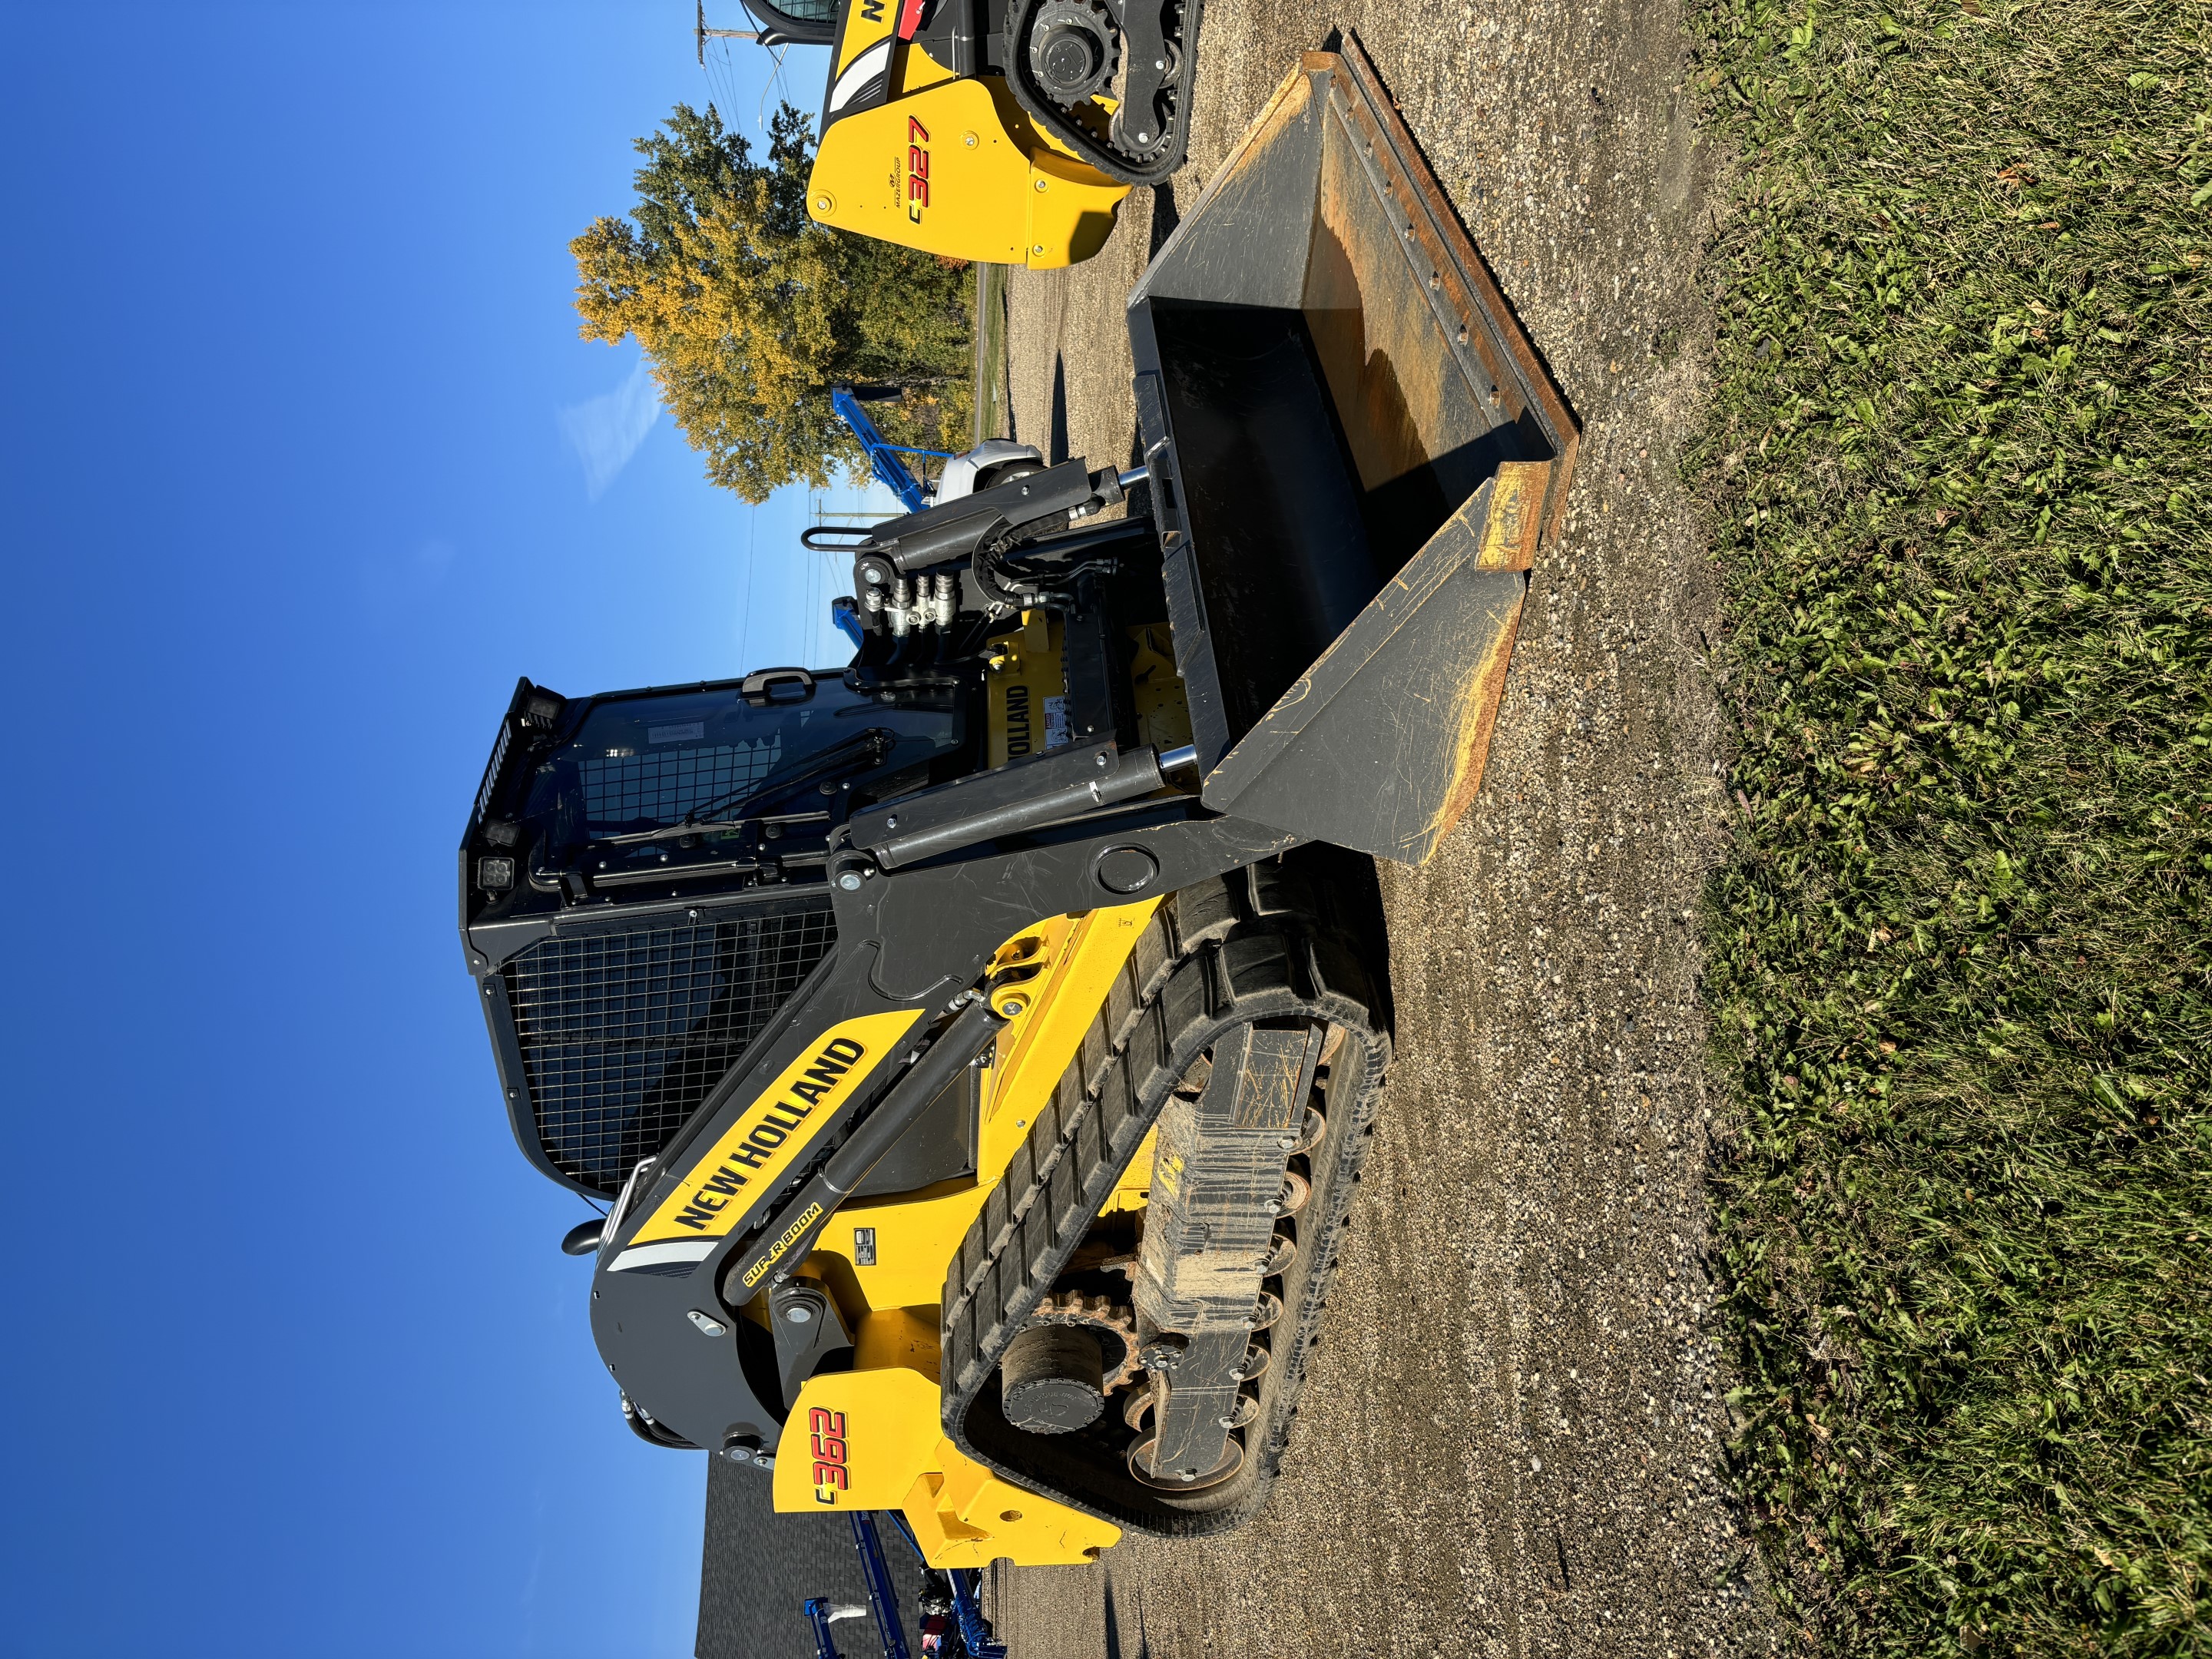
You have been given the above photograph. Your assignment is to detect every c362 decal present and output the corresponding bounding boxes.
[810,1406,849,1505]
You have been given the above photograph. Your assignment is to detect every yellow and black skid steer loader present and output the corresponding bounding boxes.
[725,0,1190,266]
[460,45,1578,1566]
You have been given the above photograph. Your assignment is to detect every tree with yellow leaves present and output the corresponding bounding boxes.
[572,103,972,503]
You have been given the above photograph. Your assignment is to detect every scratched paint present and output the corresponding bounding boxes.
[1427,586,1529,852]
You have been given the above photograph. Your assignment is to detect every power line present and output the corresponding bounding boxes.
[697,36,735,120]
[696,2,766,126]
[740,503,757,667]
[820,544,847,664]
[697,0,763,61]
[717,41,747,121]
[801,510,816,664]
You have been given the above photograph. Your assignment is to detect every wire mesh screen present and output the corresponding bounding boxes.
[581,738,783,831]
[500,897,836,1194]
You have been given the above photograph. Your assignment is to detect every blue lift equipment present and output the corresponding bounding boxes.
[802,1512,1007,1659]
[830,386,951,517]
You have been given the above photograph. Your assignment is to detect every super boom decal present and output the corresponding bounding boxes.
[627,1009,922,1245]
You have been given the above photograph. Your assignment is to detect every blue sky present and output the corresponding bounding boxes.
[0,5,861,1653]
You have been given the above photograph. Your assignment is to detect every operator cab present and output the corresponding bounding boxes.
[465,668,972,932]
[459,669,976,1200]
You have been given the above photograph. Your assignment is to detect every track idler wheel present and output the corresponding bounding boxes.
[1122,1381,1257,1432]
[1128,1432,1243,1492]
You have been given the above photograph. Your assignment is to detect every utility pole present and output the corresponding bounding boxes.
[697,0,763,61]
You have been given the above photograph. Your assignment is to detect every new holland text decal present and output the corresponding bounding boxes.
[623,1010,922,1248]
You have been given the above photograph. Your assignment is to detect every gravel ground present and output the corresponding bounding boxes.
[983,5,1792,1656]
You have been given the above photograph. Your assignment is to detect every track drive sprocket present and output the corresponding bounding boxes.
[1025,0,1118,107]
[1002,0,1202,187]
[1024,1290,1141,1392]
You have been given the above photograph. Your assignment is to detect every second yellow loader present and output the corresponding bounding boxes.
[717,0,1194,266]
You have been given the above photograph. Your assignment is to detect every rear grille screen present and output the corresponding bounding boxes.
[500,898,836,1194]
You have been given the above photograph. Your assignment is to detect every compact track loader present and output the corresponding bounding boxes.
[727,0,1189,266]
[462,45,1577,1567]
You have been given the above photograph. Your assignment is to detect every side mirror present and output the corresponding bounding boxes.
[561,1217,605,1257]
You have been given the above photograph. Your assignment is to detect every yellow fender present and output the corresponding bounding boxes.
[762,899,1162,1568]
[808,74,1129,270]
[771,1310,1121,1566]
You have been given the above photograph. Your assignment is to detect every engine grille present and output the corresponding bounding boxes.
[499,897,836,1194]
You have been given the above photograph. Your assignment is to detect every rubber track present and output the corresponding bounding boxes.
[939,858,1391,1535]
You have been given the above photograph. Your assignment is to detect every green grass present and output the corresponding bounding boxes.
[972,260,1011,446]
[1688,0,2212,1650]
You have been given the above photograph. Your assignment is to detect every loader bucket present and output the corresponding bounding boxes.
[1128,37,1578,866]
